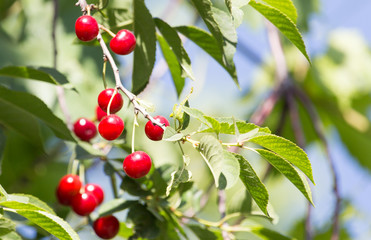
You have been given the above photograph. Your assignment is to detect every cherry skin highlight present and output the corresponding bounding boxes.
[75,15,99,42]
[110,29,136,55]
[56,174,82,206]
[145,115,169,141]
[93,215,120,239]
[73,118,97,142]
[71,192,98,216]
[96,105,107,122]
[98,115,124,140]
[123,151,152,179]
[98,88,123,114]
[84,183,104,205]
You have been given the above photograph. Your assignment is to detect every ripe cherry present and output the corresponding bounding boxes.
[93,215,120,239]
[96,105,107,122]
[109,29,136,55]
[75,15,99,42]
[71,192,98,216]
[56,174,82,206]
[98,115,124,140]
[145,116,169,141]
[98,88,123,114]
[84,184,104,205]
[123,151,152,179]
[73,118,97,142]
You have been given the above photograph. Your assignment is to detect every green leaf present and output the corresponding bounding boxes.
[233,153,269,215]
[188,224,223,240]
[176,26,237,83]
[98,199,136,217]
[0,66,71,87]
[249,0,310,63]
[132,0,156,94]
[0,194,55,215]
[155,18,195,81]
[166,168,192,196]
[0,217,15,237]
[0,231,22,240]
[181,106,209,125]
[162,126,184,142]
[189,0,239,86]
[0,185,7,198]
[262,0,298,23]
[120,176,151,197]
[198,135,240,189]
[0,86,75,142]
[117,222,134,238]
[255,149,313,205]
[127,203,160,239]
[14,209,79,240]
[249,134,314,183]
[224,0,249,27]
[157,34,185,97]
[232,225,293,240]
[75,141,104,160]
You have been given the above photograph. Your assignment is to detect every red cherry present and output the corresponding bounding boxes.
[56,174,82,206]
[75,15,99,42]
[71,192,98,216]
[98,88,123,114]
[84,184,104,205]
[93,215,120,239]
[109,29,136,55]
[145,116,169,141]
[98,115,124,140]
[73,118,97,142]
[123,151,152,179]
[96,105,107,122]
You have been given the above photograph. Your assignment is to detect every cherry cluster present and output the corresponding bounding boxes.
[56,174,119,239]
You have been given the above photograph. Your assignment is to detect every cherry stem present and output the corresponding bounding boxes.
[131,114,138,153]
[79,163,85,186]
[106,87,118,116]
[99,25,116,38]
[102,56,107,89]
[95,31,165,130]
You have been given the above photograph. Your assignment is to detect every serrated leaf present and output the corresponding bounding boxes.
[233,153,269,215]
[0,217,15,237]
[189,0,239,86]
[199,135,240,189]
[15,209,79,240]
[204,116,221,133]
[162,127,184,142]
[0,66,70,86]
[249,0,310,63]
[176,26,237,83]
[181,106,209,125]
[0,86,75,142]
[249,134,314,183]
[155,18,195,82]
[132,0,156,94]
[0,194,55,215]
[157,34,185,97]
[255,149,313,205]
[166,168,192,196]
[262,0,298,23]
[98,199,136,217]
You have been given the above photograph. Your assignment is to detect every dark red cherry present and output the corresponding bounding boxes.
[98,88,123,114]
[93,215,120,239]
[75,15,99,42]
[56,174,82,206]
[73,118,97,142]
[145,116,169,141]
[96,105,107,122]
[98,115,124,140]
[84,184,104,205]
[123,151,152,179]
[109,29,136,55]
[71,192,98,216]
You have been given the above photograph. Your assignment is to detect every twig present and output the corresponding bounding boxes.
[293,86,341,240]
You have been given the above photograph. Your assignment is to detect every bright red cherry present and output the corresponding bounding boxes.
[56,174,82,206]
[145,116,169,141]
[109,29,136,55]
[123,151,152,179]
[96,105,107,122]
[84,184,104,205]
[93,215,120,239]
[75,15,99,42]
[73,118,97,142]
[98,88,123,114]
[98,115,124,140]
[71,192,98,216]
